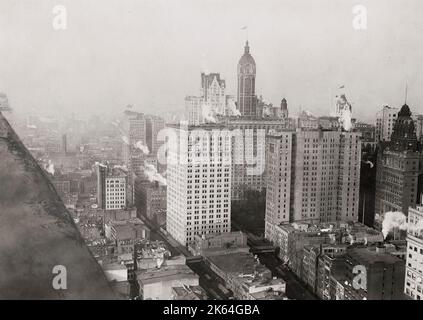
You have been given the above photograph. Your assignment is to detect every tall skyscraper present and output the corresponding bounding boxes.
[166,124,232,246]
[265,129,362,241]
[375,104,423,232]
[237,41,256,116]
[404,194,423,300]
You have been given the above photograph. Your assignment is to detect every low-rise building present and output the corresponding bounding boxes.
[205,251,286,300]
[302,244,347,293]
[137,264,200,300]
[270,221,384,277]
[135,240,172,270]
[344,247,405,300]
[104,218,150,279]
[188,231,248,256]
[316,253,347,300]
[136,181,167,226]
[317,246,405,300]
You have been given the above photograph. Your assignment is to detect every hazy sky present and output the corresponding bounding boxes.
[0,0,422,122]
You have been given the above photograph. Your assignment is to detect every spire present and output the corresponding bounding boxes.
[244,41,250,54]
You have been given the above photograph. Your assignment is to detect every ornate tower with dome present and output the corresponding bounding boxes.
[237,41,257,116]
[375,103,423,237]
[390,104,419,152]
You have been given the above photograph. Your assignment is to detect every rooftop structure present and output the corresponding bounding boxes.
[205,251,286,300]
[137,264,200,300]
[171,285,208,300]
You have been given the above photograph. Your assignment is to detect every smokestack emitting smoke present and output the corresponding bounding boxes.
[303,110,315,118]
[143,163,167,185]
[340,108,352,131]
[227,99,241,116]
[121,136,130,145]
[113,165,128,171]
[201,103,217,123]
[44,160,55,175]
[262,107,272,117]
[382,211,408,239]
[94,161,107,168]
[134,141,150,155]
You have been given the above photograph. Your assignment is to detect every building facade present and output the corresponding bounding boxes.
[201,72,226,116]
[97,164,127,210]
[265,129,362,241]
[166,124,232,246]
[375,105,399,142]
[185,95,203,126]
[404,195,423,300]
[136,181,167,226]
[224,116,294,201]
[375,104,423,232]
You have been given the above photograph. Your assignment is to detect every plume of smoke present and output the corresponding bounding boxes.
[382,211,408,239]
[113,165,128,171]
[202,103,217,123]
[262,107,272,117]
[302,110,316,118]
[44,160,55,175]
[121,136,130,145]
[347,233,355,244]
[227,100,241,116]
[143,163,167,185]
[134,141,150,155]
[339,107,352,131]
[94,161,107,168]
[364,160,374,168]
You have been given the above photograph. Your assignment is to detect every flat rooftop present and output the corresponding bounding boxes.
[347,247,403,265]
[137,264,197,285]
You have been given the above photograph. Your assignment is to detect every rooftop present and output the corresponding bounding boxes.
[137,264,198,285]
[0,112,115,299]
[347,247,404,265]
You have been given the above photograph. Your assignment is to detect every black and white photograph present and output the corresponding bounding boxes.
[0,0,422,308]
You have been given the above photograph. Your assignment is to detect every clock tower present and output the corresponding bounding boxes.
[237,41,257,116]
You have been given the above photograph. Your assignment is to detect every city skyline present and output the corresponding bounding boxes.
[1,0,423,122]
[1,0,423,303]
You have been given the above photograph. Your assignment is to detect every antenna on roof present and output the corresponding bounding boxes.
[241,25,248,42]
[404,79,408,105]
